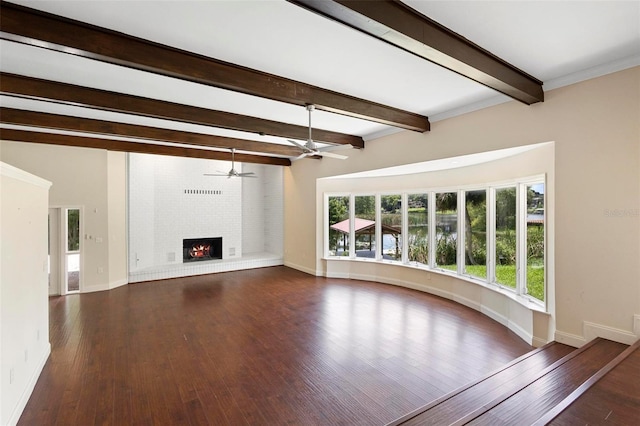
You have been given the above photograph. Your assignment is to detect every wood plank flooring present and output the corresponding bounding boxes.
[18,266,533,425]
[394,342,575,425]
[549,343,640,425]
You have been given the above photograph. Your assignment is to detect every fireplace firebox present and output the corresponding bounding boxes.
[183,237,222,263]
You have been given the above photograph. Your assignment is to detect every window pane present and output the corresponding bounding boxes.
[464,190,486,279]
[328,196,350,256]
[67,208,80,252]
[435,192,457,270]
[381,195,402,261]
[495,187,516,288]
[527,183,545,301]
[354,195,376,258]
[408,194,429,265]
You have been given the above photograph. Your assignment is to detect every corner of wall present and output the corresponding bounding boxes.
[555,316,640,348]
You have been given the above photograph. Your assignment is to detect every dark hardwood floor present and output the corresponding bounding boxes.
[19,266,533,425]
[549,343,640,425]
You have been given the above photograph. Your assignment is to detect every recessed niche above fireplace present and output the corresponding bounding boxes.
[183,237,222,263]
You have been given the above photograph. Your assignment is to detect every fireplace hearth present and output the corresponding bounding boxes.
[183,237,222,263]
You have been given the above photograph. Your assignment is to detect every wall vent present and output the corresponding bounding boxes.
[183,189,222,195]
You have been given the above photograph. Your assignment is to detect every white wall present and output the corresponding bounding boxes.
[285,67,640,347]
[1,162,51,426]
[0,142,128,293]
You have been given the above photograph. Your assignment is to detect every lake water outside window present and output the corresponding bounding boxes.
[464,190,487,279]
[436,192,457,271]
[408,194,429,266]
[381,195,402,261]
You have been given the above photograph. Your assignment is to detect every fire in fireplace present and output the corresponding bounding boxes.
[183,237,222,263]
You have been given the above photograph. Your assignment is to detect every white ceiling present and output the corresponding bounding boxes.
[1,0,639,154]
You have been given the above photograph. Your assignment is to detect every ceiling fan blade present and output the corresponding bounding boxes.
[287,139,311,152]
[238,172,256,177]
[291,153,309,162]
[319,144,353,153]
[204,173,229,176]
[317,150,348,160]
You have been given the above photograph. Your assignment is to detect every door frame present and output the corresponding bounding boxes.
[50,205,84,295]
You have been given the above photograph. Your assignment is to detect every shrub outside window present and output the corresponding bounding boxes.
[495,187,517,288]
[526,183,545,301]
[408,194,429,266]
[464,190,487,279]
[381,195,402,261]
[435,192,457,271]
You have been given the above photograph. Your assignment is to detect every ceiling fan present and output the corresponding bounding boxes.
[204,148,257,178]
[287,104,350,160]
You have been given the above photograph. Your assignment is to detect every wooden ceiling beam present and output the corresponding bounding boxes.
[288,0,544,105]
[0,1,429,132]
[0,128,291,166]
[0,107,302,157]
[0,72,364,148]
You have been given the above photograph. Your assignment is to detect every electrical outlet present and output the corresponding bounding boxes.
[9,368,14,384]
[25,349,28,362]
[37,329,40,341]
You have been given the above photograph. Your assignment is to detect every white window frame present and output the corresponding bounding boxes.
[323,174,546,306]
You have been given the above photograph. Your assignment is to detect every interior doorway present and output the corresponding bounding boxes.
[49,207,82,295]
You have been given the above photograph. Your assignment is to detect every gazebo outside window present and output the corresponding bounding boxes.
[330,218,401,259]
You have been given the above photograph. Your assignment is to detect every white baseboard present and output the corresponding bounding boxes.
[81,284,110,293]
[554,330,587,348]
[325,270,350,279]
[507,319,534,346]
[584,321,638,345]
[109,278,128,289]
[556,319,640,348]
[7,343,51,426]
[284,261,321,276]
[532,336,549,348]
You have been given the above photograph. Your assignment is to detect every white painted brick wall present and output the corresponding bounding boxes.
[241,164,265,254]
[129,153,244,271]
[263,165,283,256]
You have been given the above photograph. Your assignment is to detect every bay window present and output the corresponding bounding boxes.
[325,177,546,305]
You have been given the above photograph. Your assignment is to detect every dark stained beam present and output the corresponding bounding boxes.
[288,0,544,105]
[0,1,429,132]
[0,72,364,148]
[0,107,302,157]
[0,128,292,166]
